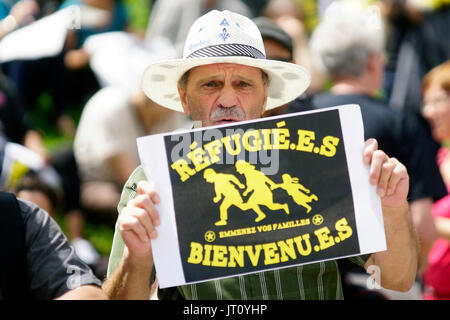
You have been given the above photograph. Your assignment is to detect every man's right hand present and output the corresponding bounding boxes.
[118,181,161,260]
[103,181,160,299]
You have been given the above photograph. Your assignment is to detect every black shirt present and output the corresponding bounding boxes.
[311,92,447,202]
[0,197,101,300]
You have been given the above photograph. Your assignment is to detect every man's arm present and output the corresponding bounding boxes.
[364,203,418,291]
[363,139,419,292]
[102,181,160,299]
[102,247,153,300]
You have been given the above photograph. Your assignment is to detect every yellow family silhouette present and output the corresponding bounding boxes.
[203,160,318,226]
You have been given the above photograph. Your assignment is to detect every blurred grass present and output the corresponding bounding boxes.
[84,222,115,256]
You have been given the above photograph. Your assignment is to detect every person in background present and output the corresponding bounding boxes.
[0,67,48,161]
[0,191,106,299]
[62,0,129,70]
[0,0,40,39]
[73,87,191,227]
[308,2,447,289]
[3,0,128,138]
[144,0,252,56]
[262,0,325,93]
[59,0,129,136]
[13,172,60,219]
[380,0,450,115]
[11,168,107,279]
[253,16,313,118]
[421,60,450,300]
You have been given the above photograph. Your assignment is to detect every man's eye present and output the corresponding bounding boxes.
[204,81,217,87]
[237,81,250,88]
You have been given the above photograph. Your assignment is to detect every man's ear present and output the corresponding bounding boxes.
[177,85,191,116]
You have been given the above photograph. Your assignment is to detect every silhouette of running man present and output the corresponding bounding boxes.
[272,173,318,213]
[203,168,249,226]
[235,160,289,220]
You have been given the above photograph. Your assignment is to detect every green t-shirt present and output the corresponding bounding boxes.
[107,166,370,300]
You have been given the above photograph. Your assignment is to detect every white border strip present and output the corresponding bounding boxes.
[338,105,386,253]
[137,135,186,288]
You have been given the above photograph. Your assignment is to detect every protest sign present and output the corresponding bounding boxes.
[137,105,386,288]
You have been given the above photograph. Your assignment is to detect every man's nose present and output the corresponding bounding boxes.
[216,85,239,108]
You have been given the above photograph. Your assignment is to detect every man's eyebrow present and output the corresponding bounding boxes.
[195,75,222,84]
[233,75,258,84]
[194,74,259,84]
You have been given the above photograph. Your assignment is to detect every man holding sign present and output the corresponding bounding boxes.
[103,10,418,300]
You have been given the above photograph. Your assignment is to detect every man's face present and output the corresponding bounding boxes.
[178,63,268,127]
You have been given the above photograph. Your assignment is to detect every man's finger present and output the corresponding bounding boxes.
[386,160,407,196]
[128,194,161,227]
[363,138,378,165]
[131,206,157,239]
[137,180,161,204]
[377,158,395,197]
[119,212,150,243]
[369,149,388,186]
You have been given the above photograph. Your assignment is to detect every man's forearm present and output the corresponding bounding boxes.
[103,250,153,300]
[366,202,419,291]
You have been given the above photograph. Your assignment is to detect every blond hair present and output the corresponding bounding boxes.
[422,60,450,94]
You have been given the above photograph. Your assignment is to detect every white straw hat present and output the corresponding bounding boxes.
[140,10,311,112]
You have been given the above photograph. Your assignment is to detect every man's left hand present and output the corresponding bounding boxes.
[363,138,409,208]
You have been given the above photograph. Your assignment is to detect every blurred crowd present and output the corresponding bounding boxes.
[1,0,450,299]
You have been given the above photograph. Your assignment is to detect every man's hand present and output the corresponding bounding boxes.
[363,139,418,292]
[363,138,409,208]
[118,181,161,260]
[103,181,159,299]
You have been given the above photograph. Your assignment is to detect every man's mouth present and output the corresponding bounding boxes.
[209,106,246,126]
[212,117,240,125]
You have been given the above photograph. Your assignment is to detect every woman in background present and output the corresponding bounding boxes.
[421,60,450,300]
